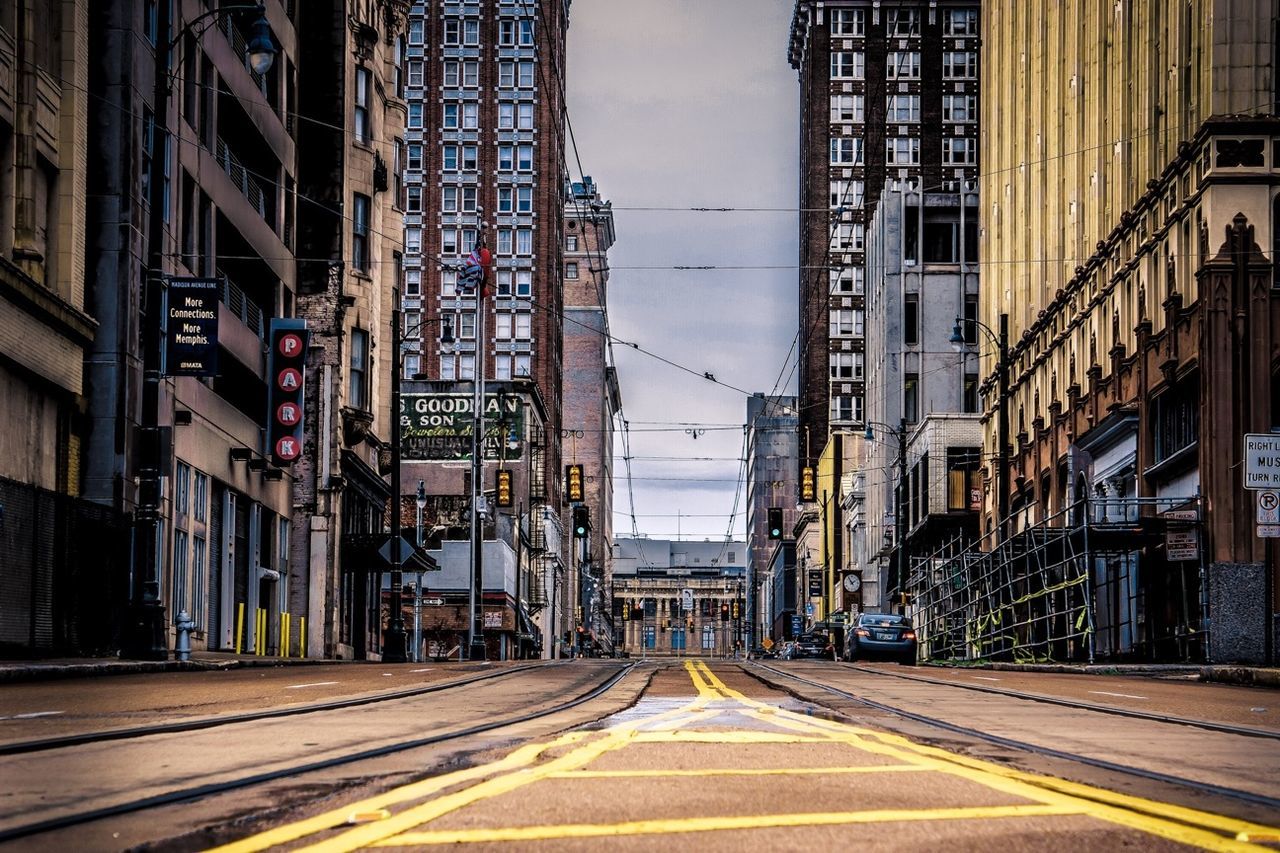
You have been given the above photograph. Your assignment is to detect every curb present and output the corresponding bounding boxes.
[1200,666,1280,689]
[922,661,1280,689]
[0,656,342,684]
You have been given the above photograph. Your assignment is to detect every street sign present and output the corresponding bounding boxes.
[378,536,417,566]
[1259,525,1280,538]
[1258,491,1280,525]
[790,614,802,635]
[1244,434,1280,489]
[681,588,693,612]
[1165,530,1199,561]
[761,637,774,650]
[804,602,814,616]
[421,597,445,606]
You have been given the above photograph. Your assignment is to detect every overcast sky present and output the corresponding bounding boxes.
[567,0,799,542]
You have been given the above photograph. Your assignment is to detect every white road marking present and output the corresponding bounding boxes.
[1089,690,1147,700]
[0,711,65,720]
[971,676,1001,682]
[410,668,431,673]
[284,681,340,690]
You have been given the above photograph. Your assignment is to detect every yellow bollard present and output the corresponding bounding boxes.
[300,616,307,658]
[258,609,266,656]
[282,613,290,659]
[235,603,245,654]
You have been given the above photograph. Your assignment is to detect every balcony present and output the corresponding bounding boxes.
[216,269,266,340]
[215,137,270,223]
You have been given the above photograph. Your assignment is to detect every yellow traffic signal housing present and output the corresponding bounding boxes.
[495,469,513,507]
[801,466,816,502]
[565,464,584,502]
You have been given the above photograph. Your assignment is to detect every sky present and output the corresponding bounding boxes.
[566,0,800,543]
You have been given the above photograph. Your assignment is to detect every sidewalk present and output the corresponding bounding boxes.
[922,660,1280,688]
[0,651,347,684]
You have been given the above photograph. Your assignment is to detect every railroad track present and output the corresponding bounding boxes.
[0,660,555,757]
[749,661,1280,813]
[0,661,639,844]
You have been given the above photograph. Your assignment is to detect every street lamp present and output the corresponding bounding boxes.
[414,480,427,662]
[126,2,275,660]
[460,235,492,661]
[950,313,1010,542]
[863,419,908,610]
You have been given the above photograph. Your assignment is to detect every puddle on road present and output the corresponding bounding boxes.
[578,696,836,733]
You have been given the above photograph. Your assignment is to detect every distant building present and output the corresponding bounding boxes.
[612,537,747,657]
[787,1,981,468]
[744,393,798,645]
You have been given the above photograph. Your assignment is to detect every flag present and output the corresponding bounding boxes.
[458,245,493,298]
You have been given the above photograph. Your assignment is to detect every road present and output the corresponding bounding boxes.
[2,660,1277,851]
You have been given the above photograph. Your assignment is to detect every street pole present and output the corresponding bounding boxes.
[415,480,426,663]
[467,247,488,661]
[385,291,407,662]
[996,313,1011,544]
[896,418,907,609]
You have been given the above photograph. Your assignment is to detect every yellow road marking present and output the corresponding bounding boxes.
[371,803,1084,846]
[631,730,833,744]
[552,765,926,778]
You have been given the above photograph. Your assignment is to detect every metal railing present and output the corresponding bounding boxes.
[216,269,266,339]
[219,14,269,97]
[215,136,269,221]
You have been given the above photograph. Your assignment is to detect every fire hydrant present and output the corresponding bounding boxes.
[175,610,194,661]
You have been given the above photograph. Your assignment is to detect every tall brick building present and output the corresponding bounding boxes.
[787,1,980,471]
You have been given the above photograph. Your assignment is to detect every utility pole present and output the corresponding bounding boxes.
[896,418,908,608]
[996,313,1011,543]
[385,289,407,662]
[465,233,491,662]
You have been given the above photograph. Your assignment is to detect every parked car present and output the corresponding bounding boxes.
[791,632,832,659]
[844,613,917,664]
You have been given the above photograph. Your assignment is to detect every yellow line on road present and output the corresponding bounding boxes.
[552,765,926,778]
[370,803,1083,846]
[631,730,832,744]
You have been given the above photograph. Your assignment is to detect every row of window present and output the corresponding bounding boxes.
[427,352,533,382]
[408,100,536,131]
[830,137,977,166]
[830,8,979,38]
[831,94,976,123]
[406,17,535,47]
[403,268,534,298]
[404,309,533,341]
[830,51,977,80]
[403,59,536,89]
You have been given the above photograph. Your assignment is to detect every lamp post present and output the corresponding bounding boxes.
[864,419,908,609]
[414,480,427,663]
[951,313,1010,542]
[126,3,274,660]
[384,289,409,662]
[462,235,491,662]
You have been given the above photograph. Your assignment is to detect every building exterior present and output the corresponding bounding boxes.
[920,0,1279,664]
[744,393,798,646]
[83,1,301,657]
[561,176,619,654]
[290,0,410,660]
[612,536,747,657]
[788,1,981,473]
[859,185,981,609]
[0,0,105,653]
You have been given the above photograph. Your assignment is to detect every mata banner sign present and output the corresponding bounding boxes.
[400,393,524,461]
[164,277,219,376]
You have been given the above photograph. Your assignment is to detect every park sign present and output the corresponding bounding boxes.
[164,277,219,377]
[400,392,524,461]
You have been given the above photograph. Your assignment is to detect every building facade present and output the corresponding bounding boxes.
[561,176,618,654]
[612,537,747,657]
[744,393,798,646]
[960,0,1278,663]
[788,1,981,472]
[83,1,301,657]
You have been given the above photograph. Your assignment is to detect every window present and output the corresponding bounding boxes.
[442,144,458,171]
[495,312,512,339]
[462,102,478,130]
[943,137,977,164]
[831,352,855,379]
[830,180,864,209]
[831,395,861,422]
[406,186,421,212]
[172,529,188,618]
[349,328,369,410]
[517,144,533,171]
[1152,376,1199,463]
[830,309,853,336]
[518,61,535,87]
[443,60,460,87]
[517,103,534,130]
[831,223,863,252]
[946,8,979,36]
[516,186,532,212]
[830,51,863,79]
[515,354,531,376]
[519,19,534,45]
[407,103,423,129]
[408,60,424,87]
[943,95,977,123]
[887,137,920,165]
[352,194,370,272]
[964,296,979,344]
[516,270,532,296]
[888,9,920,36]
[461,186,477,212]
[830,268,853,294]
[443,103,459,129]
[499,19,516,45]
[193,470,207,523]
[462,61,479,87]
[566,235,578,251]
[459,354,475,380]
[440,354,457,381]
[499,61,515,87]
[496,228,512,254]
[963,373,979,413]
[494,354,512,380]
[443,228,460,255]
[904,373,919,422]
[497,187,513,212]
[459,312,476,340]
[403,354,420,378]
[408,18,424,44]
[443,19,460,45]
[354,67,372,143]
[830,137,861,165]
[495,270,512,296]
[498,145,514,171]
[516,228,533,255]
[830,94,863,123]
[498,102,514,129]
[442,186,458,213]
[943,51,978,79]
[404,268,421,295]
[887,94,920,123]
[830,8,864,36]
[441,269,457,296]
[515,312,532,339]
[886,51,920,79]
[461,145,477,170]
[565,262,578,279]
[903,294,919,345]
[191,535,206,630]
[463,18,479,45]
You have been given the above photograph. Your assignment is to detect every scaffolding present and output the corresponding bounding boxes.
[905,496,1206,664]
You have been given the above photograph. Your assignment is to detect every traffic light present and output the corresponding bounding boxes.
[267,318,308,466]
[572,504,590,538]
[494,469,513,507]
[565,464,584,502]
[731,600,740,619]
[621,600,630,621]
[801,466,816,502]
[720,603,729,622]
[767,507,783,540]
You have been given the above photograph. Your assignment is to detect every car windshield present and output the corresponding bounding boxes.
[859,615,911,628]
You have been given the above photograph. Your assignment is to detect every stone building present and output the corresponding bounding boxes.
[561,176,618,654]
[0,0,103,652]
[787,1,981,469]
[290,0,410,660]
[975,1,1278,662]
[744,393,798,646]
[83,1,300,657]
